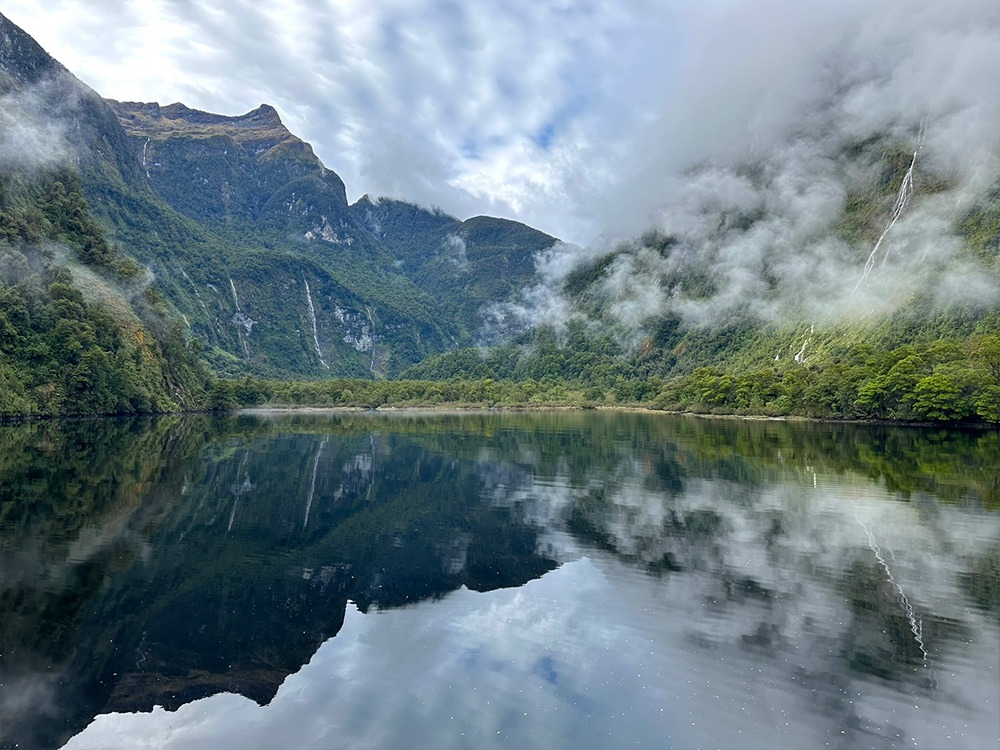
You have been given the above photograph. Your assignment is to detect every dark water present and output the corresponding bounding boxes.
[1,412,998,750]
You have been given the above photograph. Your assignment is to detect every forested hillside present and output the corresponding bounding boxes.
[0,165,211,415]
[400,140,1000,422]
[351,196,557,333]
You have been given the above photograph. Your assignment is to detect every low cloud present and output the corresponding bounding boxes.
[502,0,1000,340]
[440,233,469,270]
[3,1,998,337]
[0,87,70,170]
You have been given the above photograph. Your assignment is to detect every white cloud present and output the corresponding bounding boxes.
[61,469,1000,750]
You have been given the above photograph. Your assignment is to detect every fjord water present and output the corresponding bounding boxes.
[1,413,997,750]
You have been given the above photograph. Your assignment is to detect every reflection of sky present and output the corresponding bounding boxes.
[64,523,1000,750]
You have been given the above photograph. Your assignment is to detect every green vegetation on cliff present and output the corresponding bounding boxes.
[0,167,211,416]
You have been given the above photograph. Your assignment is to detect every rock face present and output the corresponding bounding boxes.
[108,99,348,227]
[0,11,561,379]
[104,95,562,376]
[103,100,559,373]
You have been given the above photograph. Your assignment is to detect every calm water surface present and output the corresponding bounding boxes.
[1,412,998,750]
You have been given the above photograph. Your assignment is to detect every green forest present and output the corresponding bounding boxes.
[0,168,211,415]
[1,12,998,424]
[208,327,1000,424]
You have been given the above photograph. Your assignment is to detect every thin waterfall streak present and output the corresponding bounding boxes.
[227,496,239,532]
[956,144,995,210]
[229,278,241,312]
[857,515,928,662]
[794,338,808,364]
[228,452,251,533]
[365,306,376,373]
[303,437,328,529]
[179,267,210,319]
[229,278,252,358]
[854,149,918,293]
[304,279,329,369]
[365,434,376,502]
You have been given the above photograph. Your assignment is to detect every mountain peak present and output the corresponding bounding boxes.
[250,103,281,123]
[107,100,295,148]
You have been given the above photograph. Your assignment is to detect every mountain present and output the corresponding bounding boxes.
[0,416,558,749]
[403,137,1000,422]
[107,101,334,229]
[2,11,997,422]
[96,97,463,378]
[0,11,561,401]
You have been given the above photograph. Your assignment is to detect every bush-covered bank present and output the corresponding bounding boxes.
[208,332,1000,426]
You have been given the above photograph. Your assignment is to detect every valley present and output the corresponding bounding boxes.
[0,10,997,423]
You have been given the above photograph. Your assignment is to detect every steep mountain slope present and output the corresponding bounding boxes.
[403,135,1000,422]
[97,98,465,378]
[0,15,211,416]
[1,416,558,749]
[108,101,332,229]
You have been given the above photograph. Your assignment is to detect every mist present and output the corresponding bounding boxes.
[507,0,1000,342]
[0,87,69,171]
[0,81,159,323]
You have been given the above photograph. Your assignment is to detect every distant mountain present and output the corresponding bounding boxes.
[351,195,557,332]
[7,8,996,423]
[0,416,558,749]
[403,136,1000,422]
[100,99,560,374]
[99,96,460,378]
[108,101,340,228]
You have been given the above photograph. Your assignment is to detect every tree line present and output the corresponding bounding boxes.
[207,330,1000,424]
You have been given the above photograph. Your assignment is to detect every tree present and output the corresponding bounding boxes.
[970,335,1000,423]
[911,372,973,422]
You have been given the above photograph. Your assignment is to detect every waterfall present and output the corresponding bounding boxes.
[141,137,151,178]
[365,306,376,373]
[304,279,329,369]
[854,122,927,292]
[228,278,253,358]
[229,278,241,312]
[955,145,995,210]
[793,339,808,364]
[227,451,253,533]
[178,266,211,319]
[854,150,917,292]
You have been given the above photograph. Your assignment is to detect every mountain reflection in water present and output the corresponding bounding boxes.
[0,412,997,750]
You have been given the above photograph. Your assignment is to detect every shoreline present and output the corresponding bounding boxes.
[236,404,994,429]
[1,404,993,429]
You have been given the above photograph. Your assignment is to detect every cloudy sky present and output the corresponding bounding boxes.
[2,0,691,244]
[4,1,998,248]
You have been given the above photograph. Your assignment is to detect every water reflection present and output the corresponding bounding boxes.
[0,413,997,749]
